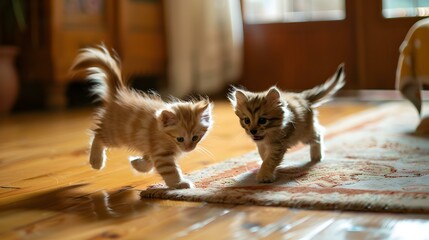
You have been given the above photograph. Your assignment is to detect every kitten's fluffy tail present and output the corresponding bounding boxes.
[69,44,125,103]
[301,63,345,107]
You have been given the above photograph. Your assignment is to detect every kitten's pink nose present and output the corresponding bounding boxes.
[184,145,194,151]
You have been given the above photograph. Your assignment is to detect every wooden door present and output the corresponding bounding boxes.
[355,1,426,89]
[240,0,427,91]
[241,0,356,91]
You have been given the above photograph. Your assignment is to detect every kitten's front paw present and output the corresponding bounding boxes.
[89,156,104,170]
[310,144,323,162]
[129,157,153,172]
[311,152,322,162]
[257,171,276,183]
[174,179,195,189]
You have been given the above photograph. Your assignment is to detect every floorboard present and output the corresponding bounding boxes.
[0,100,428,240]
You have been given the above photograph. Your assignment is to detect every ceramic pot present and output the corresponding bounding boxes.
[0,46,19,114]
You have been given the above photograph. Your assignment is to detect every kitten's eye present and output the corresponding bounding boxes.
[258,118,267,125]
[176,137,184,142]
[244,118,250,125]
[192,136,199,142]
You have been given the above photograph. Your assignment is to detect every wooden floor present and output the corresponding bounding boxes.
[1,100,428,239]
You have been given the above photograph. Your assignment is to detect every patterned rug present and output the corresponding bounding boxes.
[140,102,429,213]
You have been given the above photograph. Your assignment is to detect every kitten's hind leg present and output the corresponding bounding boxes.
[90,134,106,170]
[129,155,153,172]
[310,125,324,162]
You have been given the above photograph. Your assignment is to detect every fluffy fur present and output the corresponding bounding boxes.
[228,64,345,183]
[70,45,213,189]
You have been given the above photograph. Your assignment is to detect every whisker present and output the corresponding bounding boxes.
[196,146,215,161]
[197,146,215,160]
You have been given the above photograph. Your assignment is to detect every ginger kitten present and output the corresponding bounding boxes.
[70,45,213,189]
[229,64,345,183]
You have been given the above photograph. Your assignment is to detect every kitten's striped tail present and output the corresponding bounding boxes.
[301,63,345,107]
[69,44,125,103]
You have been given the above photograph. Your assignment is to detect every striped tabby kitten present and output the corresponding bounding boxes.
[70,45,212,189]
[229,64,345,183]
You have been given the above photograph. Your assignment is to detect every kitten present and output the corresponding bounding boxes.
[70,45,213,189]
[228,64,345,183]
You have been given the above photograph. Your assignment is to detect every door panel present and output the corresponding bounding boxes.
[243,20,357,91]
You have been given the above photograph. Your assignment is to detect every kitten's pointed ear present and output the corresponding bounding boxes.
[197,100,213,127]
[159,110,177,127]
[266,87,281,103]
[229,89,247,107]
